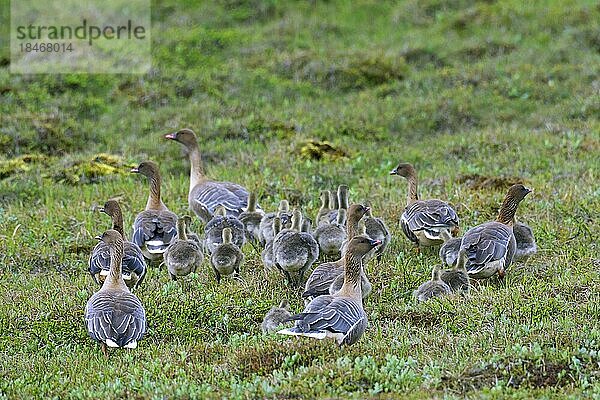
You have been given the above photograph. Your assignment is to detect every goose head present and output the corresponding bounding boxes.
[131,161,160,179]
[164,128,198,148]
[390,162,416,178]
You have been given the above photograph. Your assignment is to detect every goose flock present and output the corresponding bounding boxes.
[85,128,537,355]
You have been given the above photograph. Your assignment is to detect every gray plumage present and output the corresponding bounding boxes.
[313,208,347,257]
[210,227,244,283]
[513,221,537,261]
[273,209,319,286]
[163,217,204,280]
[165,128,259,223]
[203,205,246,254]
[278,236,381,346]
[363,206,391,261]
[440,251,470,293]
[413,266,452,302]
[326,185,349,223]
[85,230,147,355]
[261,300,291,333]
[130,161,178,262]
[238,192,264,244]
[262,217,282,271]
[259,200,293,245]
[439,235,462,267]
[328,272,372,298]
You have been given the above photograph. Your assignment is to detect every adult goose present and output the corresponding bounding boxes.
[390,163,459,250]
[165,128,258,222]
[89,199,147,289]
[85,230,147,357]
[278,236,381,346]
[163,216,204,280]
[460,184,532,279]
[303,204,371,300]
[131,161,178,262]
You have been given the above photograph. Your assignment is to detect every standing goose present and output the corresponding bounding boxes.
[261,216,281,271]
[327,185,349,223]
[315,190,332,226]
[181,215,202,247]
[440,250,470,294]
[89,200,147,289]
[204,205,246,254]
[278,236,381,346]
[513,221,537,261]
[363,203,391,262]
[303,204,371,300]
[460,184,532,279]
[439,230,462,267]
[413,265,452,302]
[165,128,258,222]
[238,192,265,244]
[85,230,147,357]
[259,200,292,245]
[390,163,459,249]
[261,300,292,334]
[313,208,347,258]
[163,216,204,280]
[131,161,178,262]
[272,209,319,286]
[210,227,244,283]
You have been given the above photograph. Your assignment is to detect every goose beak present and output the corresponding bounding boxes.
[364,206,371,214]
[370,239,382,247]
[98,207,105,213]
[389,169,398,175]
[164,132,177,140]
[130,167,139,173]
[524,186,533,194]
[94,235,102,241]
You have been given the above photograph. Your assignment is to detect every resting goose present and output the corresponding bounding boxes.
[460,184,532,279]
[131,161,178,262]
[327,185,349,223]
[313,208,347,258]
[363,204,391,262]
[204,205,246,254]
[261,216,281,271]
[278,236,381,346]
[303,204,371,300]
[261,300,292,334]
[440,250,470,293]
[259,200,292,245]
[238,192,264,244]
[390,163,459,249]
[315,190,331,226]
[210,227,244,283]
[272,209,319,286]
[165,128,258,222]
[513,221,537,261]
[439,230,462,267]
[89,200,147,290]
[163,216,204,280]
[413,265,452,302]
[85,230,147,357]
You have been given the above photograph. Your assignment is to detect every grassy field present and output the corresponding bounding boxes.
[1,0,599,398]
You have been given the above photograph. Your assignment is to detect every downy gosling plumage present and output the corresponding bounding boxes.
[439,230,462,267]
[460,184,532,279]
[181,215,202,247]
[238,192,264,244]
[278,236,381,346]
[513,221,537,261]
[89,199,147,289]
[131,161,178,262]
[315,190,331,226]
[272,209,319,286]
[163,216,204,280]
[261,216,281,271]
[210,227,244,283]
[204,205,246,254]
[303,204,371,300]
[313,208,347,258]
[413,265,452,302]
[363,203,391,262]
[390,163,459,249]
[440,250,470,294]
[261,300,292,334]
[259,200,292,245]
[165,128,259,222]
[85,230,147,357]
[326,184,349,223]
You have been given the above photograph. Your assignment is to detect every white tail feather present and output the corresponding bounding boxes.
[277,328,327,340]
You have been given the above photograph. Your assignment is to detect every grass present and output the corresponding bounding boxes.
[1,0,599,398]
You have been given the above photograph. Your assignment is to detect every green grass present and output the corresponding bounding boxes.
[1,0,599,398]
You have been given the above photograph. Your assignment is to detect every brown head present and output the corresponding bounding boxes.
[346,236,382,259]
[164,128,199,148]
[390,162,417,178]
[95,229,123,245]
[347,204,369,224]
[100,199,121,218]
[497,184,532,225]
[131,161,160,179]
[431,265,442,281]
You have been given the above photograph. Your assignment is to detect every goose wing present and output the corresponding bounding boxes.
[122,241,147,277]
[85,291,147,347]
[131,210,177,250]
[88,242,110,283]
[191,181,258,218]
[302,261,344,299]
[289,296,366,336]
[460,222,512,274]
[402,200,459,234]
